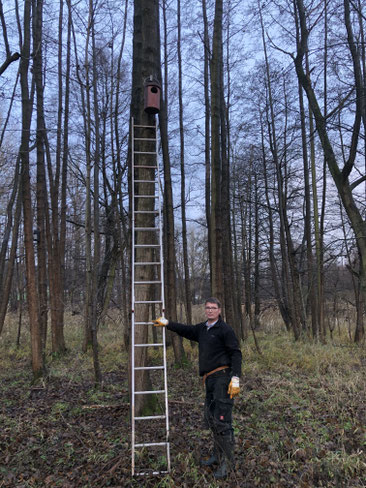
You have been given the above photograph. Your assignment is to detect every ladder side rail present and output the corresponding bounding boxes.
[131,117,136,476]
[156,118,171,471]
[162,327,171,471]
[156,118,165,316]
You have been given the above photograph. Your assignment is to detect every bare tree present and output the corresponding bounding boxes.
[294,0,366,342]
[32,0,49,356]
[259,4,303,340]
[160,0,186,363]
[177,0,193,326]
[18,0,44,379]
[209,0,224,304]
[0,160,21,335]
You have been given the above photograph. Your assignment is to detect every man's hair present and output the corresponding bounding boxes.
[205,297,221,308]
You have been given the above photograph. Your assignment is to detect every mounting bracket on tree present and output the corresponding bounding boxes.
[144,75,161,114]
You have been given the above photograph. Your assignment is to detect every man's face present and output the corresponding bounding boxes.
[205,302,221,322]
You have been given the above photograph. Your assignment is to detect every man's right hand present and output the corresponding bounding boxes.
[228,376,240,399]
[152,317,169,327]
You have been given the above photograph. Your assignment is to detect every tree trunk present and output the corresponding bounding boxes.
[209,0,224,304]
[32,0,49,356]
[0,158,20,294]
[45,0,69,355]
[130,0,165,415]
[177,0,192,327]
[231,156,246,340]
[19,0,44,380]
[0,172,21,336]
[261,117,291,331]
[202,0,212,286]
[58,0,71,346]
[83,15,94,353]
[294,2,318,338]
[111,0,129,348]
[253,169,261,329]
[159,0,186,362]
[90,4,102,384]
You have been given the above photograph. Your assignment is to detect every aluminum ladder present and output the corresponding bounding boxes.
[131,117,170,476]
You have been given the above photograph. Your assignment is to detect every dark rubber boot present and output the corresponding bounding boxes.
[213,460,228,479]
[200,449,218,466]
[213,434,234,479]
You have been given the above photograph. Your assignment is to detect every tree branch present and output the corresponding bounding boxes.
[350,175,366,191]
[0,52,21,76]
[0,0,10,57]
[341,0,362,181]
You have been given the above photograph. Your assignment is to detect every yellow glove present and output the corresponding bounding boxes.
[227,376,240,399]
[152,316,169,327]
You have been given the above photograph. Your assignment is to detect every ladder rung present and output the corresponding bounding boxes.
[134,321,153,325]
[134,210,159,214]
[134,227,160,231]
[134,195,159,198]
[134,138,156,141]
[134,281,162,284]
[134,165,158,169]
[135,442,169,448]
[134,415,166,420]
[135,244,160,248]
[135,471,169,476]
[134,151,156,155]
[135,262,161,265]
[134,180,158,183]
[133,124,156,128]
[135,390,165,395]
[134,366,164,370]
[135,300,163,304]
[135,343,163,347]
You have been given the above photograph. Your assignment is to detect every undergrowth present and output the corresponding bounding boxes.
[0,312,365,487]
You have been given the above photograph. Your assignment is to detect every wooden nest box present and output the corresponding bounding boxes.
[144,76,161,114]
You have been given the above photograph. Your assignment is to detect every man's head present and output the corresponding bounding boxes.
[205,297,221,323]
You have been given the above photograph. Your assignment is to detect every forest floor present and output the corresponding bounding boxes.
[0,315,366,488]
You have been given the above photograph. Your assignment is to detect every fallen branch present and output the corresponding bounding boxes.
[82,403,129,409]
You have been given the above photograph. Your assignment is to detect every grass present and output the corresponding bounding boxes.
[0,311,366,487]
[239,328,366,486]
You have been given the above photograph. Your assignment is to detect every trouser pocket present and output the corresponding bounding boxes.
[213,398,233,435]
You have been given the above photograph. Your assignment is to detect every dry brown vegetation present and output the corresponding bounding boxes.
[0,312,366,487]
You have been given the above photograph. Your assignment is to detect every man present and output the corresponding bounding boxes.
[153,297,242,479]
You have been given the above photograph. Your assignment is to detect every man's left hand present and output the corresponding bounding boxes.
[152,317,169,327]
[228,376,240,399]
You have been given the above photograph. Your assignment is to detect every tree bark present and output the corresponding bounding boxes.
[19,0,44,379]
[209,0,224,304]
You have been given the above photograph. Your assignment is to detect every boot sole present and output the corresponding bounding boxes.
[200,459,218,466]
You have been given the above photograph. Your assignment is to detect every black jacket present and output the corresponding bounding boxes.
[167,317,242,377]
